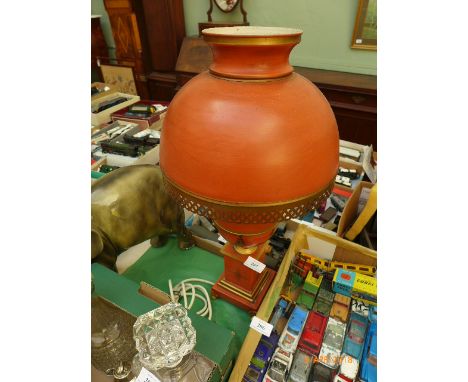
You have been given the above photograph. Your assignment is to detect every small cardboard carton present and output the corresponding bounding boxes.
[303,271,323,295]
[332,269,377,306]
[91,91,140,126]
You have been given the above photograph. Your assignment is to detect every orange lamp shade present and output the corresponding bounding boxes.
[160,27,339,252]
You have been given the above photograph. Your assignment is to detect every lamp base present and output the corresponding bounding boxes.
[211,242,276,314]
[211,269,276,314]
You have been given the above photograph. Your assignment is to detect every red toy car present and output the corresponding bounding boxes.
[297,311,328,356]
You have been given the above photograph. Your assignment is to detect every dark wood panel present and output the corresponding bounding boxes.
[334,108,377,149]
[295,66,376,91]
[91,17,108,69]
[148,71,178,101]
[141,0,185,72]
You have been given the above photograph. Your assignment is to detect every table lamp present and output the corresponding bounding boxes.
[160,26,339,312]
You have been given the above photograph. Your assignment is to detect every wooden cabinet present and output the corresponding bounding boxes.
[295,68,377,149]
[103,0,186,100]
[103,0,150,98]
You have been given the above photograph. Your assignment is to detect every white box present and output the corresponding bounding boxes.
[339,139,377,184]
[92,145,160,169]
[91,92,140,126]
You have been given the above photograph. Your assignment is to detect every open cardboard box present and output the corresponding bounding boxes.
[111,100,168,131]
[91,82,118,102]
[92,145,160,171]
[338,159,365,189]
[337,181,375,237]
[227,222,376,382]
[92,91,140,126]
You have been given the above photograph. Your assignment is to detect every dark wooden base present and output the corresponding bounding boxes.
[211,267,276,314]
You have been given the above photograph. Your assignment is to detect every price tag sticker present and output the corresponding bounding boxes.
[250,316,274,337]
[243,256,266,273]
[135,367,161,382]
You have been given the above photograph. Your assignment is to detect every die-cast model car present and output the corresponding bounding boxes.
[278,305,308,353]
[342,312,368,361]
[359,321,377,382]
[252,332,281,371]
[309,361,337,382]
[329,294,351,323]
[319,318,347,368]
[333,353,359,382]
[263,348,294,382]
[244,364,265,382]
[297,311,328,356]
[287,349,314,382]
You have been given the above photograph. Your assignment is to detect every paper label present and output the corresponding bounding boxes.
[250,316,274,337]
[135,367,161,382]
[244,256,266,273]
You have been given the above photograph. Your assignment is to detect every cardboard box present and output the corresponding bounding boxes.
[92,145,160,170]
[339,139,369,165]
[228,222,376,382]
[91,91,140,126]
[338,159,365,189]
[332,269,377,306]
[303,271,322,294]
[337,181,376,238]
[111,100,168,131]
[340,139,377,184]
[91,82,118,101]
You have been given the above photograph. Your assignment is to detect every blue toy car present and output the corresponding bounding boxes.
[252,332,280,370]
[269,298,289,331]
[369,305,377,322]
[243,332,280,382]
[279,305,309,353]
[360,320,377,382]
[243,364,264,382]
[342,312,368,360]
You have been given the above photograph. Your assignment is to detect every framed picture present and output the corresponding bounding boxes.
[214,0,239,13]
[100,64,138,95]
[351,0,377,50]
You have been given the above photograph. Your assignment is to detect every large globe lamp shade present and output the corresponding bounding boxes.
[160,27,339,313]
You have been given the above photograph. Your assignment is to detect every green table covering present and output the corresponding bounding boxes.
[92,237,253,381]
[122,237,251,355]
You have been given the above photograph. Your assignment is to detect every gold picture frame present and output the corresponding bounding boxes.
[351,0,377,50]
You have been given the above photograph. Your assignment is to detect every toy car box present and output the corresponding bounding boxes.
[92,91,140,126]
[303,271,322,294]
[111,100,168,131]
[332,269,377,306]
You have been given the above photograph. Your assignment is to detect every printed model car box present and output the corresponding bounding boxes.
[303,272,322,295]
[332,269,377,306]
[229,223,376,382]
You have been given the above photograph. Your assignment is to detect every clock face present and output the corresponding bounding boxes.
[214,0,239,12]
